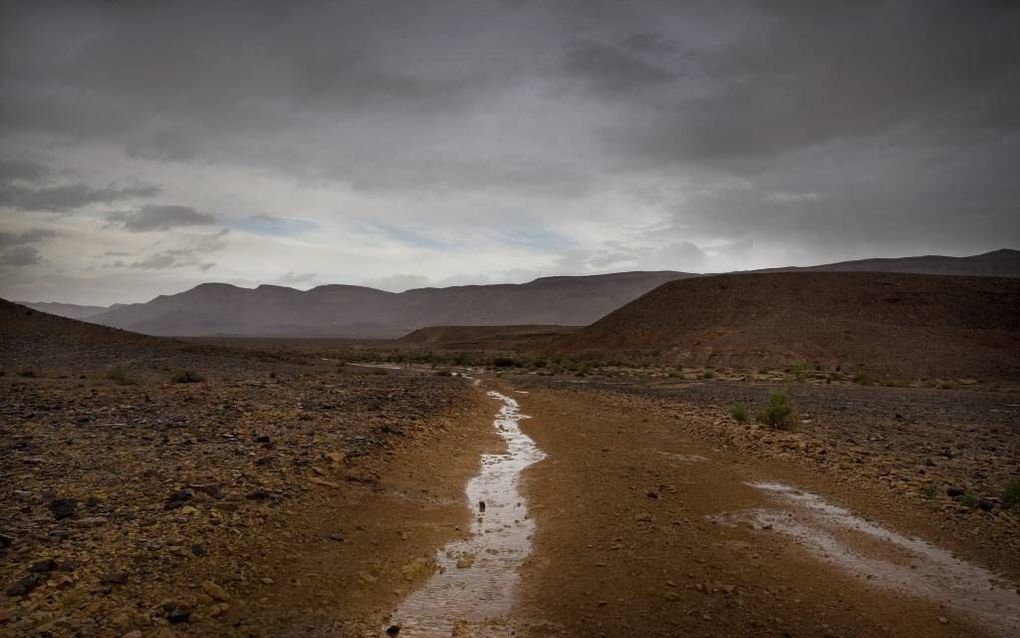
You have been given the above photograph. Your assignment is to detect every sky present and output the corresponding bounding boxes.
[1,0,1018,305]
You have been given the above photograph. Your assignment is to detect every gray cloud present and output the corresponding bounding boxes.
[0,227,56,268]
[1,1,1018,303]
[0,181,160,212]
[0,158,50,182]
[107,205,217,232]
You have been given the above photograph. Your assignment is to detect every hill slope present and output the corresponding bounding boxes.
[396,325,582,350]
[758,248,1020,278]
[546,272,1020,381]
[0,299,169,370]
[87,271,692,338]
[16,301,109,320]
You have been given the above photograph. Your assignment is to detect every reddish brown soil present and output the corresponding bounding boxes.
[511,384,1016,637]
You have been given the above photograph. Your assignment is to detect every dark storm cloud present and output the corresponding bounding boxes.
[1,0,1018,290]
[107,205,217,232]
[585,2,1020,169]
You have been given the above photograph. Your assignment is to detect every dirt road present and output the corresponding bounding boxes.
[510,385,1019,637]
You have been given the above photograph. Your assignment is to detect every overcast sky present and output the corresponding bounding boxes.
[1,1,1018,305]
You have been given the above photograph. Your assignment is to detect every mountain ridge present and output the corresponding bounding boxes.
[17,249,1019,338]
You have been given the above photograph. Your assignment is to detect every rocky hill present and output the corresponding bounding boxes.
[545,272,1020,381]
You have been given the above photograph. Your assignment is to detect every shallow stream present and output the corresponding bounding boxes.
[388,390,545,635]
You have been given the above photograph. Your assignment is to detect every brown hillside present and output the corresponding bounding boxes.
[396,324,582,350]
[545,272,1020,381]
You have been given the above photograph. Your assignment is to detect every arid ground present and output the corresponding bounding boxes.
[2,301,1019,637]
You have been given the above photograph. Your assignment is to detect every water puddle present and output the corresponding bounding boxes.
[387,391,546,636]
[712,482,1020,635]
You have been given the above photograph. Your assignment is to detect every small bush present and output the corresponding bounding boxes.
[730,402,749,423]
[19,370,36,378]
[790,362,809,383]
[492,356,516,368]
[105,365,138,386]
[435,369,452,377]
[922,483,938,500]
[702,368,716,379]
[960,492,979,509]
[1003,479,1020,513]
[171,370,204,383]
[756,389,798,430]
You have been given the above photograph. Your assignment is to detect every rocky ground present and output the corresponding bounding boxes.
[3,299,1018,637]
[0,337,490,637]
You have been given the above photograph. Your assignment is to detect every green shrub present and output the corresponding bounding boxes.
[921,483,938,500]
[960,492,979,509]
[730,402,749,423]
[106,365,138,386]
[790,362,809,382]
[1003,479,1020,513]
[756,389,797,430]
[702,368,716,379]
[171,370,204,383]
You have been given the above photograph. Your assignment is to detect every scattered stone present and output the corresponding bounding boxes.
[164,489,194,510]
[48,498,77,520]
[162,603,191,624]
[100,571,130,586]
[246,489,271,501]
[385,625,401,635]
[5,573,43,596]
[201,580,230,602]
[946,487,965,498]
[29,558,59,573]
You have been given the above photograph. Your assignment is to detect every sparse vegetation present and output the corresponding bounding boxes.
[790,362,809,382]
[922,483,938,500]
[756,389,798,430]
[701,368,715,379]
[105,365,138,386]
[171,370,204,383]
[730,402,748,423]
[1003,479,1020,513]
[960,491,979,509]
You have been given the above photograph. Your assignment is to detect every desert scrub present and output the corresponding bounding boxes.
[921,483,938,500]
[960,492,979,509]
[730,402,749,423]
[171,370,204,383]
[105,365,138,386]
[1003,479,1020,513]
[790,362,809,382]
[701,368,716,379]
[757,389,798,430]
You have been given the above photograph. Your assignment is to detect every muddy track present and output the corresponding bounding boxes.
[507,386,1019,637]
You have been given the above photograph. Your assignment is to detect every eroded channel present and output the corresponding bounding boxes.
[713,482,1020,636]
[387,390,545,636]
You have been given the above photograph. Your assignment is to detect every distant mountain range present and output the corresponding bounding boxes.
[16,249,1020,338]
